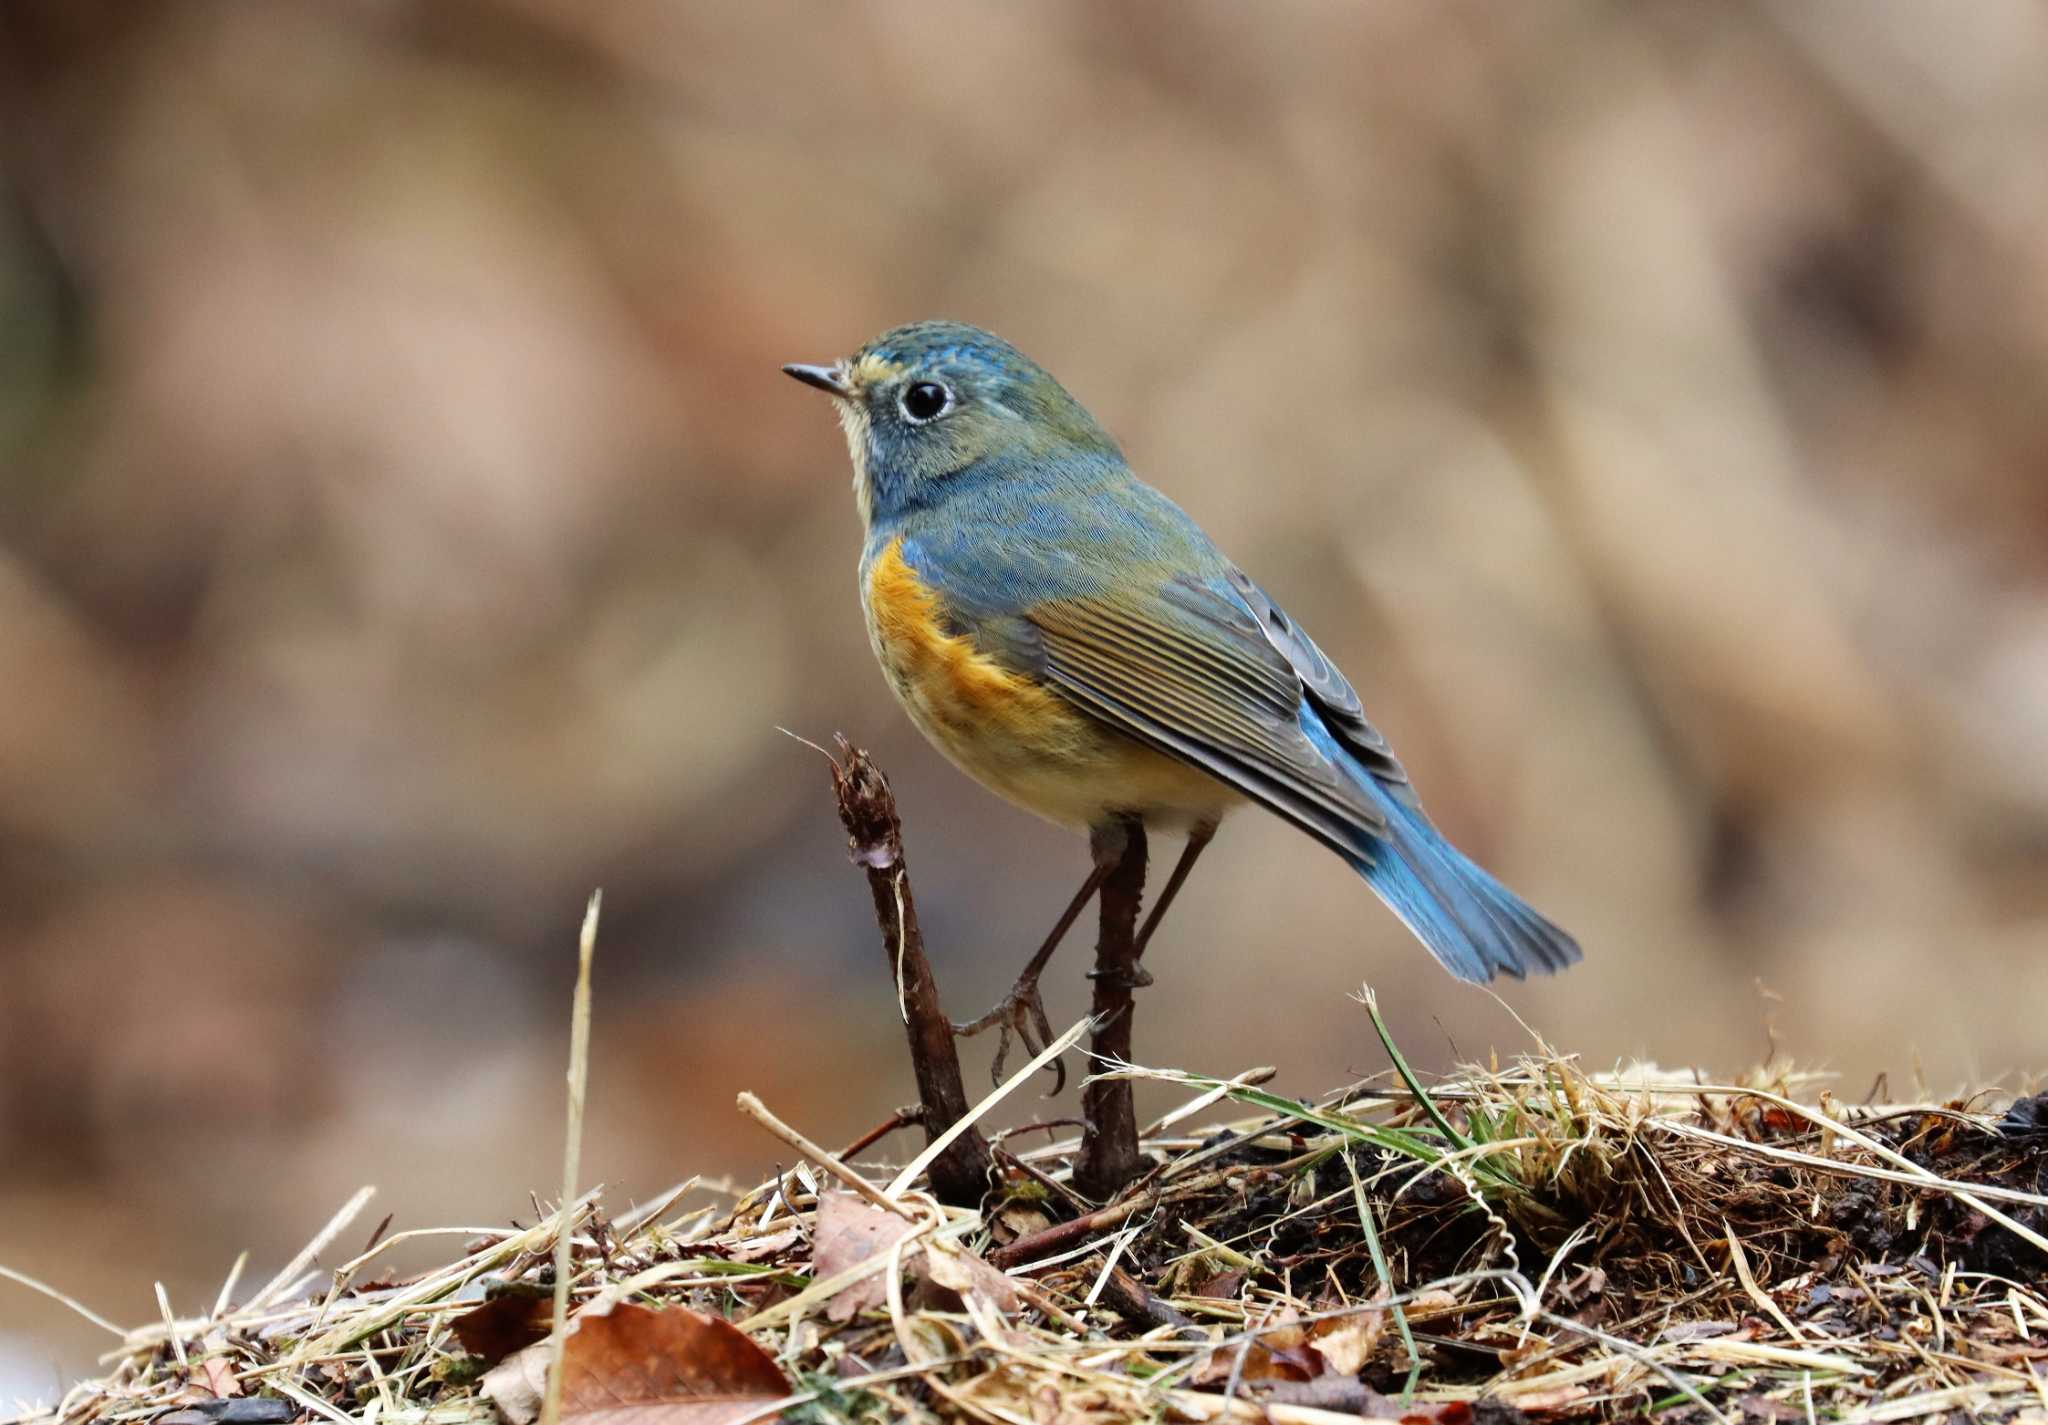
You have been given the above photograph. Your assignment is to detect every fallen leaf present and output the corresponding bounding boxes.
[560,1302,789,1425]
[811,1192,920,1322]
[1310,1307,1385,1375]
[196,1355,242,1399]
[453,1290,554,1364]
[1499,1384,1589,1408]
[480,1304,789,1425]
[1193,1315,1320,1385]
[1657,1320,1738,1343]
[1493,1336,1550,1372]
[1553,1265,1608,1310]
[727,1228,802,1264]
[1741,1102,1800,1137]
[923,1241,1021,1316]
[994,1204,1053,1242]
[481,1346,548,1425]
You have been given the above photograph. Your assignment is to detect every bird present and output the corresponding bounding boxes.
[784,320,1579,1080]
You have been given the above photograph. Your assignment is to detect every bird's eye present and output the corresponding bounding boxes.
[899,381,952,423]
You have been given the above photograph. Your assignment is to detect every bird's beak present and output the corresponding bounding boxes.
[782,362,854,399]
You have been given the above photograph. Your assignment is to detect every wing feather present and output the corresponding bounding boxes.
[1025,586,1392,852]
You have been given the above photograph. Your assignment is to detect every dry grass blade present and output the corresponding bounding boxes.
[737,1093,913,1221]
[0,1264,126,1339]
[885,1015,1090,1197]
[540,890,603,1425]
[10,1004,2046,1425]
[245,1186,378,1313]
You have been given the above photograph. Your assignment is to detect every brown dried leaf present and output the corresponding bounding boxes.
[727,1228,802,1264]
[923,1241,1021,1316]
[1551,1264,1609,1312]
[196,1355,242,1399]
[453,1291,554,1364]
[811,1192,920,1323]
[1500,1385,1591,1414]
[558,1303,789,1425]
[1309,1307,1385,1375]
[481,1304,789,1425]
[994,1203,1053,1243]
[481,1343,549,1425]
[1193,1316,1320,1385]
[1405,1288,1462,1319]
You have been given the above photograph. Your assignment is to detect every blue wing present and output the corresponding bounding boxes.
[890,480,1581,982]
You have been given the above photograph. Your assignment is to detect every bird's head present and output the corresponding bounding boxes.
[784,320,1120,526]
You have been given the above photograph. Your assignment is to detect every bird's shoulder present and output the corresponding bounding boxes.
[874,468,1217,606]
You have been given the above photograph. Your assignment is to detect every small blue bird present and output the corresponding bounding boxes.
[786,321,1578,1073]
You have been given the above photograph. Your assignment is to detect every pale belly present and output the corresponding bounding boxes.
[862,541,1235,832]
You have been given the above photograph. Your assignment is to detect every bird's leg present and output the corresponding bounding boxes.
[1076,816,1149,1197]
[1131,820,1217,962]
[1088,820,1215,989]
[954,839,1121,1090]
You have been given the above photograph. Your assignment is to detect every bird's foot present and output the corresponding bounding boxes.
[1086,963,1155,991]
[954,975,1064,1093]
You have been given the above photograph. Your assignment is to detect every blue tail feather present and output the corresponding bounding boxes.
[1347,783,1580,982]
[1274,700,1583,981]
[1282,698,1580,982]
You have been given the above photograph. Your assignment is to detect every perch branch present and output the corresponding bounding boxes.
[826,738,993,1206]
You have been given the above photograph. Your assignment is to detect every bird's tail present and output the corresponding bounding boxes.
[1346,784,1581,984]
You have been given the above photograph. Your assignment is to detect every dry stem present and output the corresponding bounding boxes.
[826,737,992,1205]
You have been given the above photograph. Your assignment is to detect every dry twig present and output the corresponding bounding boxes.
[822,737,992,1206]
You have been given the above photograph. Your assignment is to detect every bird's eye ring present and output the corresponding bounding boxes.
[900,381,952,423]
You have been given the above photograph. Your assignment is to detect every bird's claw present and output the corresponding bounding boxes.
[953,977,1065,1094]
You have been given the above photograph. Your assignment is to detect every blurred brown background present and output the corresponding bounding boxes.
[4,0,2047,1402]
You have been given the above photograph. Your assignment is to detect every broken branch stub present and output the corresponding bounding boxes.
[827,738,992,1206]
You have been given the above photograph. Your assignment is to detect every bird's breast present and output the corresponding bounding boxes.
[861,537,1232,831]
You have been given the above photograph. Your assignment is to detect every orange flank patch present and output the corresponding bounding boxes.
[863,538,1080,744]
[862,538,1234,830]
